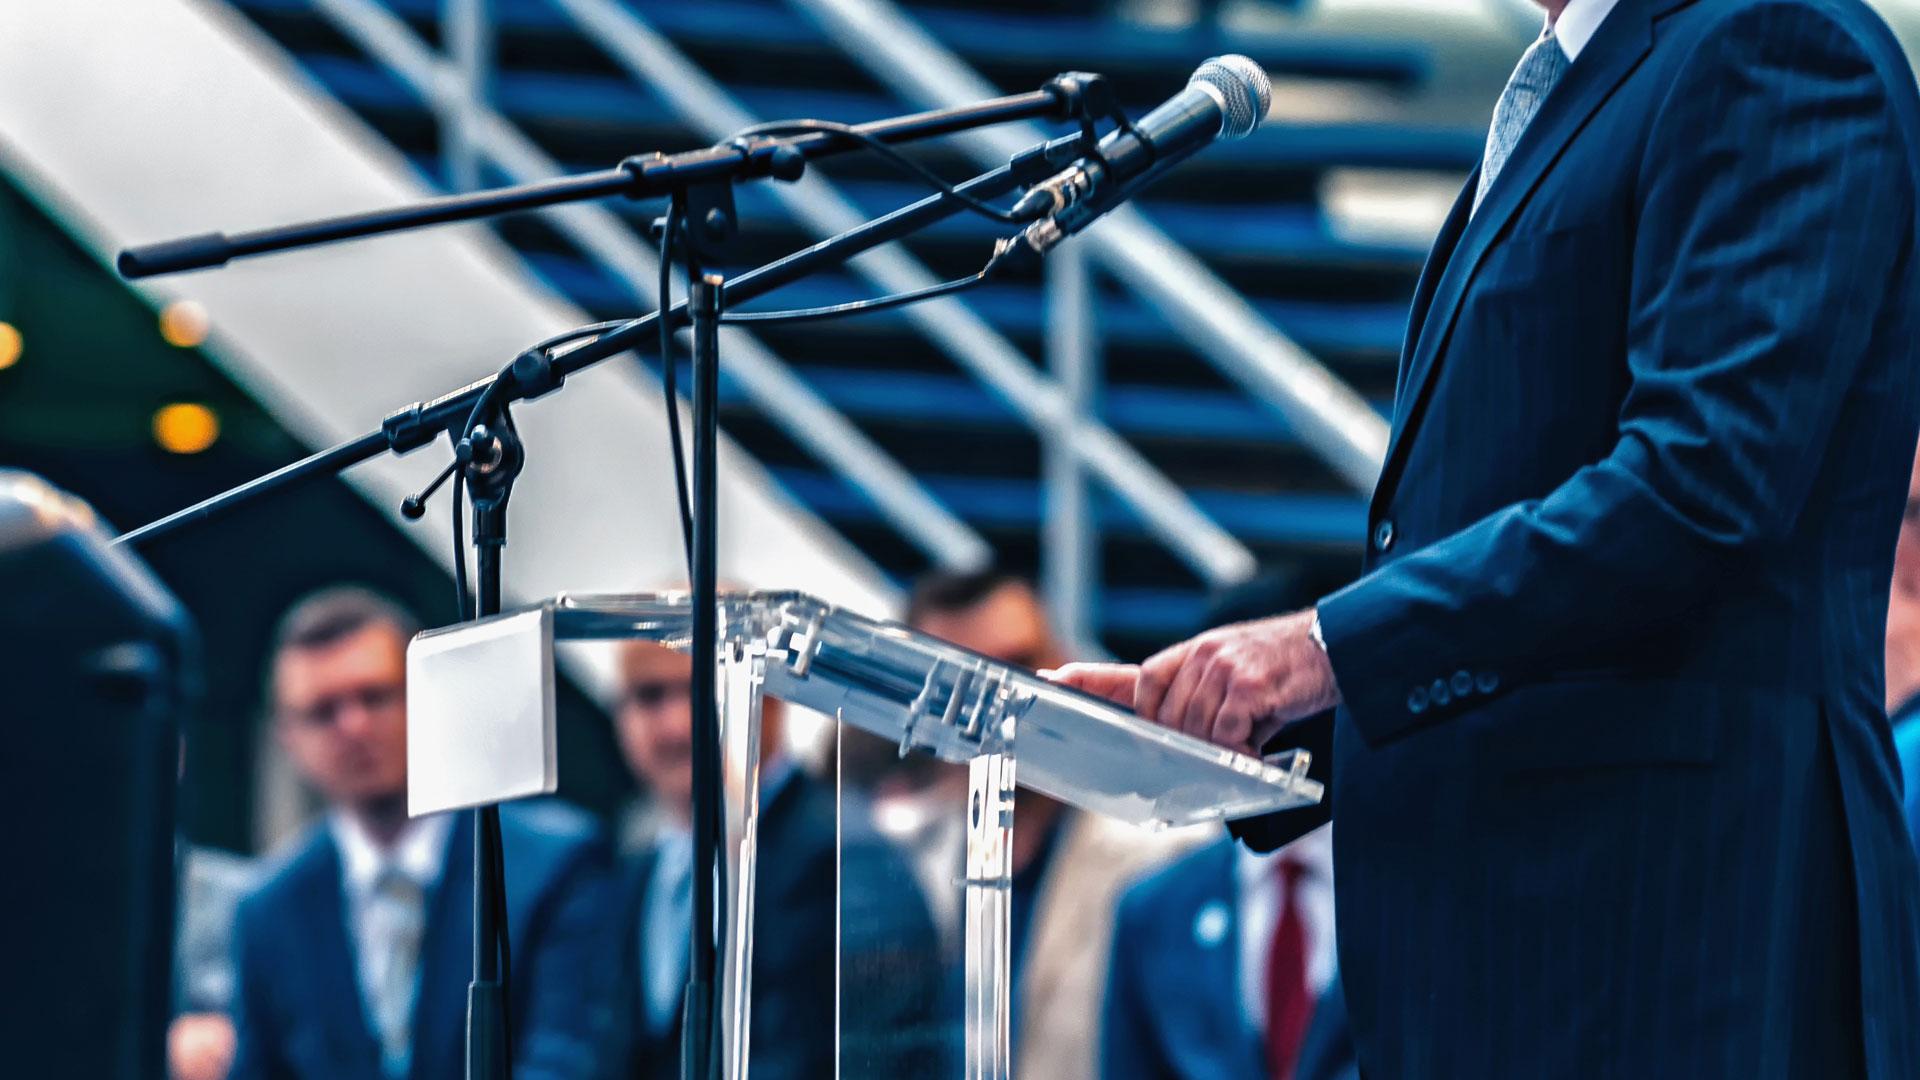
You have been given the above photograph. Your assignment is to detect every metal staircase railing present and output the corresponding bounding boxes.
[789,0,1392,493]
[545,0,1256,641]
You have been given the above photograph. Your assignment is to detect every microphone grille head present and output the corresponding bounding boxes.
[1191,54,1272,140]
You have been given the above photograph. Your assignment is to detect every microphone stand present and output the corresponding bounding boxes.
[667,177,730,1080]
[112,83,1109,1080]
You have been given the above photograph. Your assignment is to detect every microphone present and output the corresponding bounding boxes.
[1009,55,1272,224]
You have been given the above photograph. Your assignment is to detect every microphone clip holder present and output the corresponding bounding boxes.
[1044,70,1118,154]
[463,416,523,554]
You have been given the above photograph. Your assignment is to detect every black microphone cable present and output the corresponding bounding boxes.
[728,118,1036,225]
[657,201,696,574]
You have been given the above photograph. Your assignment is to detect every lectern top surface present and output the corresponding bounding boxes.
[431,590,1324,829]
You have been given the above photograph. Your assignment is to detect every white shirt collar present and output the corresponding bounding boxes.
[332,810,453,896]
[1552,0,1622,63]
[625,757,802,857]
[1234,821,1333,887]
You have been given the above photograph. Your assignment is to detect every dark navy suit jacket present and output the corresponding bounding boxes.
[605,771,948,1080]
[1235,1,1920,1076]
[229,801,612,1080]
[1102,838,1355,1080]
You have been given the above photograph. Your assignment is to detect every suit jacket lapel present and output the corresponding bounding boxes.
[295,836,385,1077]
[1374,1,1657,507]
[410,813,474,1080]
[1293,980,1352,1080]
[1390,172,1479,431]
[1159,842,1260,1080]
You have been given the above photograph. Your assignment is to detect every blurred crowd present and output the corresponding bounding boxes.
[164,565,1351,1080]
[163,441,1920,1080]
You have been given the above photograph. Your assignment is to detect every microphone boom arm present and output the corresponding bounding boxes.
[115,79,1103,279]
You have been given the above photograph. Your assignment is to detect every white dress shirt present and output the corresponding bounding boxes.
[1236,824,1336,1032]
[1553,0,1623,62]
[331,811,454,1074]
[641,824,694,1033]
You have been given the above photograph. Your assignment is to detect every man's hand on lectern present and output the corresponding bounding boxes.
[1047,609,1340,755]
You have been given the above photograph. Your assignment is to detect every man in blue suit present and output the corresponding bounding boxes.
[229,587,611,1080]
[1056,0,1920,1074]
[1103,834,1352,1080]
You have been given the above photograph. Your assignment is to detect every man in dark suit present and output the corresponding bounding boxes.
[1103,834,1353,1080]
[229,587,611,1080]
[604,637,946,1080]
[1056,0,1920,1074]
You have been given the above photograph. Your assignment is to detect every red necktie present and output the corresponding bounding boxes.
[1264,857,1313,1080]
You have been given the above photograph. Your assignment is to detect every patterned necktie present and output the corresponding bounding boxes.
[367,864,427,1079]
[1474,28,1570,214]
[1264,857,1313,1080]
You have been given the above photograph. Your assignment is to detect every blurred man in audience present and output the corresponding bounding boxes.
[1103,572,1355,1080]
[1105,834,1351,1080]
[1888,445,1920,850]
[229,587,610,1080]
[603,634,946,1079]
[890,570,1199,1080]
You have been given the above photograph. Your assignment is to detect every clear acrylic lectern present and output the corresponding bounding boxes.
[406,591,1324,1079]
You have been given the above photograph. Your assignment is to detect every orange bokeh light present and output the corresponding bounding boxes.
[159,301,210,348]
[153,403,220,454]
[0,322,21,370]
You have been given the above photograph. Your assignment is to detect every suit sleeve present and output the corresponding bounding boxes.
[511,834,617,1080]
[1317,3,1914,745]
[1229,709,1334,852]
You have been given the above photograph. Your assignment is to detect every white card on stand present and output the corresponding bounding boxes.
[406,606,557,816]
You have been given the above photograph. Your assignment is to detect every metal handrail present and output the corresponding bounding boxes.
[308,0,995,573]
[788,0,1392,493]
